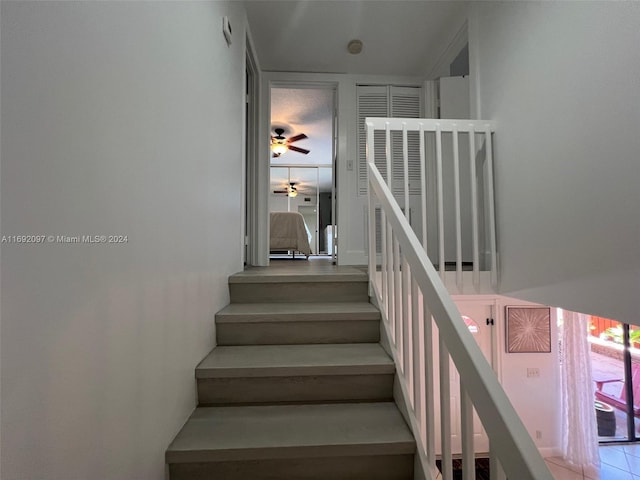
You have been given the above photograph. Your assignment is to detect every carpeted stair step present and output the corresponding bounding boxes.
[215,302,380,345]
[228,268,369,304]
[166,402,415,480]
[195,343,394,405]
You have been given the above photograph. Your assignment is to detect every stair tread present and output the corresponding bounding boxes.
[216,302,380,323]
[166,402,415,463]
[196,343,394,378]
[229,266,367,284]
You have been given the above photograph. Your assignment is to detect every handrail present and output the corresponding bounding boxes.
[369,117,493,132]
[366,118,554,480]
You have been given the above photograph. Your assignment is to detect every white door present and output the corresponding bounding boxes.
[434,301,493,455]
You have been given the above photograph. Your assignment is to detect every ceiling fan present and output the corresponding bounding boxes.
[273,182,300,197]
[271,128,310,158]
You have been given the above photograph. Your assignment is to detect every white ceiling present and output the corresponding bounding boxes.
[245,0,468,76]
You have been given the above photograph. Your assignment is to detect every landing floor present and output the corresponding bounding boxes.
[241,256,364,277]
[545,444,640,479]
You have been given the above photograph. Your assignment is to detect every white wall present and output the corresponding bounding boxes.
[493,297,560,455]
[471,2,640,324]
[0,2,246,479]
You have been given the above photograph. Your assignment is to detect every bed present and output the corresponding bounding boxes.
[270,212,312,258]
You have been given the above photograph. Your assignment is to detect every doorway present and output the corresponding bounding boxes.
[434,300,494,455]
[269,85,337,261]
[588,317,639,442]
[244,41,260,265]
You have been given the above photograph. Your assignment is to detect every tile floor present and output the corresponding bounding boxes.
[545,444,640,479]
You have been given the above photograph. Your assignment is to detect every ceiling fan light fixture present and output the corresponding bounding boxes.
[288,189,298,198]
[270,127,310,158]
[271,142,288,155]
[347,39,363,55]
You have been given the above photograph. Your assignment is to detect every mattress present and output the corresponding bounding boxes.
[270,212,312,256]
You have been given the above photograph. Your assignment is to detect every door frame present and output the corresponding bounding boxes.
[447,299,497,454]
[244,35,262,265]
[260,75,340,264]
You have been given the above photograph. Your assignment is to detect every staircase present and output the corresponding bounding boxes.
[165,265,416,480]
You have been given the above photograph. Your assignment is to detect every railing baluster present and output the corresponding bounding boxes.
[401,123,412,384]
[368,203,376,297]
[419,123,427,251]
[485,127,497,287]
[439,337,452,480]
[381,210,388,315]
[366,122,376,296]
[385,123,392,186]
[469,126,479,286]
[411,277,420,412]
[394,235,402,363]
[460,384,475,480]
[453,124,462,289]
[402,258,411,389]
[435,124,445,279]
[387,224,395,339]
[423,301,436,471]
[403,123,410,224]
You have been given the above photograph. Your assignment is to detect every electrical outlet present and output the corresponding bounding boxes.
[527,368,540,378]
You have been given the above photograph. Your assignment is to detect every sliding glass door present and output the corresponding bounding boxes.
[589,317,639,442]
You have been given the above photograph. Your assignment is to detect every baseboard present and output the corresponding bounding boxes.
[340,250,367,266]
[539,446,562,458]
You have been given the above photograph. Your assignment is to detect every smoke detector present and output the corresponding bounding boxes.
[347,39,363,55]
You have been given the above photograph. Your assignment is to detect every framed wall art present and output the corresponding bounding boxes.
[505,306,551,353]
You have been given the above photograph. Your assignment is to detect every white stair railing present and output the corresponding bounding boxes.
[367,118,498,290]
[366,118,554,480]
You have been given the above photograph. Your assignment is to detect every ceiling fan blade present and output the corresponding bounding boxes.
[287,133,307,144]
[272,152,281,158]
[273,190,288,194]
[288,145,310,155]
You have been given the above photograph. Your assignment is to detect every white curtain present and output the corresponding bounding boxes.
[561,310,600,467]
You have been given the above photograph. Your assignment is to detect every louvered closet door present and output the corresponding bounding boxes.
[357,85,423,254]
[357,86,388,196]
[390,86,422,197]
[357,86,422,197]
